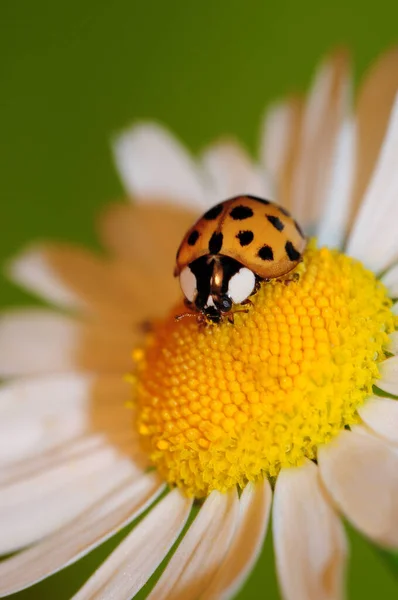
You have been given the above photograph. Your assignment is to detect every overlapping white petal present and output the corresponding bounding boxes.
[113,123,207,210]
[273,460,347,600]
[202,140,273,203]
[358,396,398,446]
[388,331,398,355]
[316,118,356,248]
[72,489,192,600]
[0,373,93,466]
[319,427,398,547]
[260,101,295,190]
[377,355,398,396]
[0,309,80,377]
[382,264,398,298]
[348,48,398,228]
[0,308,137,376]
[0,473,164,596]
[0,444,138,553]
[5,245,85,310]
[289,51,351,231]
[6,244,161,321]
[0,435,106,487]
[148,489,239,600]
[201,480,271,600]
[346,95,398,272]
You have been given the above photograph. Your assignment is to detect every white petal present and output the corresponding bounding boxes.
[381,264,398,297]
[358,396,398,446]
[112,122,206,209]
[0,442,139,554]
[377,355,398,396]
[6,243,164,322]
[0,373,144,472]
[346,95,398,272]
[72,489,193,600]
[0,373,93,466]
[0,309,137,376]
[273,461,347,600]
[201,481,271,600]
[202,141,273,203]
[97,202,195,282]
[319,427,398,547]
[5,245,84,309]
[290,51,351,231]
[316,118,356,249]
[0,473,163,596]
[148,489,239,600]
[388,331,398,355]
[0,309,80,377]
[0,435,105,487]
[260,101,294,187]
[347,48,398,230]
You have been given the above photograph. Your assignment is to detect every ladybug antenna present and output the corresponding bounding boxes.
[174,312,199,322]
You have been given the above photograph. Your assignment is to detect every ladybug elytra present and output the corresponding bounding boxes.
[174,195,307,323]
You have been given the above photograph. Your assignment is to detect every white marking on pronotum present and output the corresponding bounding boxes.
[228,268,256,304]
[179,266,197,302]
[205,295,215,308]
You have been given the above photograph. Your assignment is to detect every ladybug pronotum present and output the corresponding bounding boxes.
[174,195,307,323]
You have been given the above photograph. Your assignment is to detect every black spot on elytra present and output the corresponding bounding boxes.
[187,230,200,246]
[258,244,274,261]
[266,215,285,232]
[230,205,254,220]
[203,204,223,220]
[278,206,291,217]
[294,219,305,238]
[236,230,254,246]
[285,241,301,261]
[208,231,223,254]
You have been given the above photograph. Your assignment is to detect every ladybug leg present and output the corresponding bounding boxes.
[240,298,253,307]
[197,314,210,330]
[228,308,249,324]
[283,272,300,286]
[248,276,266,298]
[252,278,264,295]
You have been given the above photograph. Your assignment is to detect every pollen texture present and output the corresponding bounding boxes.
[133,246,396,497]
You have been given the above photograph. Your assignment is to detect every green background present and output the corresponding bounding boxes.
[2,1,398,598]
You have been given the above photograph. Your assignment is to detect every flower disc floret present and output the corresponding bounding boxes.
[133,245,396,497]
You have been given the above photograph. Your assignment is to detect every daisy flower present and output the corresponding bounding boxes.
[1,47,398,600]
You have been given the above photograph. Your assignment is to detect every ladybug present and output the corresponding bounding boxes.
[174,195,307,323]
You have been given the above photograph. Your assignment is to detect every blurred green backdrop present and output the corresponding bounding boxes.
[2,0,398,598]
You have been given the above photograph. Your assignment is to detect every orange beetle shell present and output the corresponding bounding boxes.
[175,195,307,279]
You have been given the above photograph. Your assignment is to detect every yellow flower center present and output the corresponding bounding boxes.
[132,245,395,498]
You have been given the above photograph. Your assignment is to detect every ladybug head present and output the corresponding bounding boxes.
[178,255,256,322]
